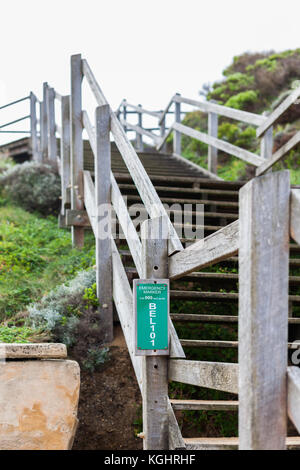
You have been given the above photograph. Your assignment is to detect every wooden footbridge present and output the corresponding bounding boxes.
[1,54,300,450]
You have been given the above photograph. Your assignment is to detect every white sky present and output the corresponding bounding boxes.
[0,0,300,144]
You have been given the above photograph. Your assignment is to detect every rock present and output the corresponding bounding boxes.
[0,343,67,359]
[0,359,80,450]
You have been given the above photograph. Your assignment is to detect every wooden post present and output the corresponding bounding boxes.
[141,216,169,450]
[47,87,57,162]
[261,126,273,160]
[60,95,71,215]
[70,54,84,247]
[174,94,181,155]
[208,112,218,174]
[30,92,39,161]
[41,82,49,161]
[123,101,127,134]
[239,170,290,450]
[137,104,144,152]
[95,104,113,343]
[160,112,167,153]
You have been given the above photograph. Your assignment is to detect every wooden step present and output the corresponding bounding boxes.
[171,313,300,324]
[125,194,239,209]
[118,183,239,199]
[180,339,300,349]
[170,399,238,411]
[171,290,300,303]
[113,172,245,190]
[180,339,238,349]
[183,437,300,450]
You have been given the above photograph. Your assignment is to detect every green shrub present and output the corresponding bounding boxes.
[225,90,258,110]
[0,161,60,214]
[28,269,96,344]
[82,347,109,373]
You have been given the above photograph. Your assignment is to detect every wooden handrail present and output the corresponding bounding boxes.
[257,85,300,137]
[169,220,239,280]
[173,122,263,167]
[123,101,162,119]
[287,367,300,433]
[82,58,183,256]
[174,95,266,126]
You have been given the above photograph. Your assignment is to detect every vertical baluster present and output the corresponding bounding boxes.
[123,100,127,134]
[30,92,39,161]
[174,93,181,155]
[70,54,84,248]
[137,104,144,152]
[260,126,273,160]
[95,104,113,342]
[41,82,49,161]
[60,95,71,216]
[208,112,218,175]
[47,87,57,162]
[160,112,167,153]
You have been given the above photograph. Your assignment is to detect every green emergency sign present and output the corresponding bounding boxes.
[134,280,169,356]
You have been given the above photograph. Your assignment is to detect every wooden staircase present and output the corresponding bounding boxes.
[2,53,300,450]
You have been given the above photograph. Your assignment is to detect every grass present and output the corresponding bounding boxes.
[0,205,95,322]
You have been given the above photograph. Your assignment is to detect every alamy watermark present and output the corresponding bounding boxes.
[92,196,205,242]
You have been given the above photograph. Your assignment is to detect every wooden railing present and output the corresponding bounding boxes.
[118,86,300,180]
[4,53,300,450]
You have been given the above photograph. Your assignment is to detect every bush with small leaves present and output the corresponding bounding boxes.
[28,269,96,345]
[0,161,61,214]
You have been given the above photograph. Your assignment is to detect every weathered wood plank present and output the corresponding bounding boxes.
[256,131,300,176]
[174,94,181,155]
[208,112,218,174]
[123,101,161,119]
[174,94,266,126]
[111,174,143,277]
[47,87,57,162]
[83,171,97,233]
[170,399,238,411]
[169,220,239,280]
[60,95,71,214]
[257,86,300,137]
[184,437,300,451]
[141,217,169,450]
[157,126,173,152]
[167,399,186,450]
[287,367,300,434]
[260,126,273,160]
[291,189,300,244]
[30,92,39,161]
[95,105,113,342]
[173,122,263,167]
[70,54,84,247]
[66,209,90,226]
[168,360,239,394]
[137,104,144,151]
[41,82,48,161]
[158,95,176,125]
[239,171,290,450]
[111,239,142,391]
